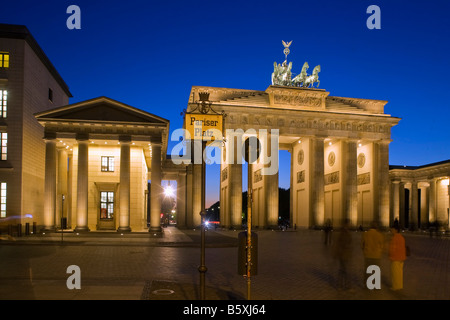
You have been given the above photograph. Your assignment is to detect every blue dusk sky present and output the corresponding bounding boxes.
[1,0,449,207]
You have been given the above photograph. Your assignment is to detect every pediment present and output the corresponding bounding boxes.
[35,97,168,125]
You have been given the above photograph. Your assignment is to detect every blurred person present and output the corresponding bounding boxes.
[323,218,332,245]
[361,220,385,286]
[332,219,353,291]
[389,220,407,291]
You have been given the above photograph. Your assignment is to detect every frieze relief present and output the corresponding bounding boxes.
[297,170,305,183]
[221,167,228,182]
[357,172,370,185]
[274,94,322,108]
[254,169,263,183]
[223,112,391,136]
[324,171,339,185]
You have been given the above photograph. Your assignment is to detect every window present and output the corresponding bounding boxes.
[48,88,53,102]
[0,52,9,68]
[100,191,114,220]
[0,183,6,218]
[0,133,7,160]
[101,156,114,172]
[0,90,6,118]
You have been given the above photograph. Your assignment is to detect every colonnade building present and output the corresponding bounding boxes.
[0,24,448,233]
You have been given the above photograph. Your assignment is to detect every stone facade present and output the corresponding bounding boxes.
[35,97,170,232]
[0,25,71,227]
[185,85,400,229]
[390,161,450,230]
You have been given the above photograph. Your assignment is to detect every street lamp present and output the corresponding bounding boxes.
[164,185,174,198]
[183,91,225,300]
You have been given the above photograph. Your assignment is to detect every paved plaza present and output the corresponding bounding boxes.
[0,226,449,301]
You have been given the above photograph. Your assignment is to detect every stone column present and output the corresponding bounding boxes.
[411,181,419,230]
[192,140,203,227]
[43,136,57,231]
[67,154,73,228]
[75,136,89,232]
[186,164,193,228]
[399,182,405,229]
[377,140,390,228]
[392,181,400,223]
[118,137,131,232]
[264,131,279,228]
[57,148,68,228]
[344,140,358,225]
[420,185,429,228]
[289,148,294,225]
[429,178,436,223]
[311,137,325,228]
[229,134,243,228]
[448,185,450,229]
[176,171,187,228]
[150,142,162,233]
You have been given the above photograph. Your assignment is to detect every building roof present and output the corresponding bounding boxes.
[390,159,450,171]
[34,96,169,125]
[0,24,72,97]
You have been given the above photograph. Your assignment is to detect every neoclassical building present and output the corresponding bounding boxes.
[182,85,401,229]
[34,97,170,232]
[390,160,450,230]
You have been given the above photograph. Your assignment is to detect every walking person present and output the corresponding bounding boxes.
[389,221,407,291]
[361,221,385,287]
[332,218,353,291]
[324,219,332,245]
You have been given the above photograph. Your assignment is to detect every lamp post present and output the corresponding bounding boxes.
[61,194,65,243]
[183,91,225,300]
[243,137,260,300]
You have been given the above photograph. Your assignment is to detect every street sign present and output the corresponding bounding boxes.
[184,113,223,141]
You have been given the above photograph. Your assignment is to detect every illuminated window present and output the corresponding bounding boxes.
[0,183,6,218]
[101,156,114,172]
[0,53,9,68]
[100,191,114,220]
[0,90,6,118]
[0,133,7,160]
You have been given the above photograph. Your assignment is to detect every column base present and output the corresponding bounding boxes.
[74,226,90,233]
[42,226,56,233]
[148,226,162,232]
[117,226,132,232]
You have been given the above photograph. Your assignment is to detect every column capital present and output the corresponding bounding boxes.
[150,141,162,148]
[375,139,392,146]
[178,170,187,177]
[119,135,132,143]
[75,133,89,141]
[43,131,57,141]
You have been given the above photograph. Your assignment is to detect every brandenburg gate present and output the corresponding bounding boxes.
[179,42,400,230]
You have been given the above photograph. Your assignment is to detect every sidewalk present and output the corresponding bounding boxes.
[0,226,449,300]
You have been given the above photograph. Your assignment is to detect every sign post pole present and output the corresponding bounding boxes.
[184,92,224,300]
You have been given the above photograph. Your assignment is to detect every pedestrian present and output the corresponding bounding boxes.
[324,219,332,245]
[332,218,353,291]
[389,220,407,291]
[361,220,384,287]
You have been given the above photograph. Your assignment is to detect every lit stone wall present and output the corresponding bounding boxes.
[356,142,374,228]
[70,144,148,231]
[0,36,70,226]
[292,138,311,228]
